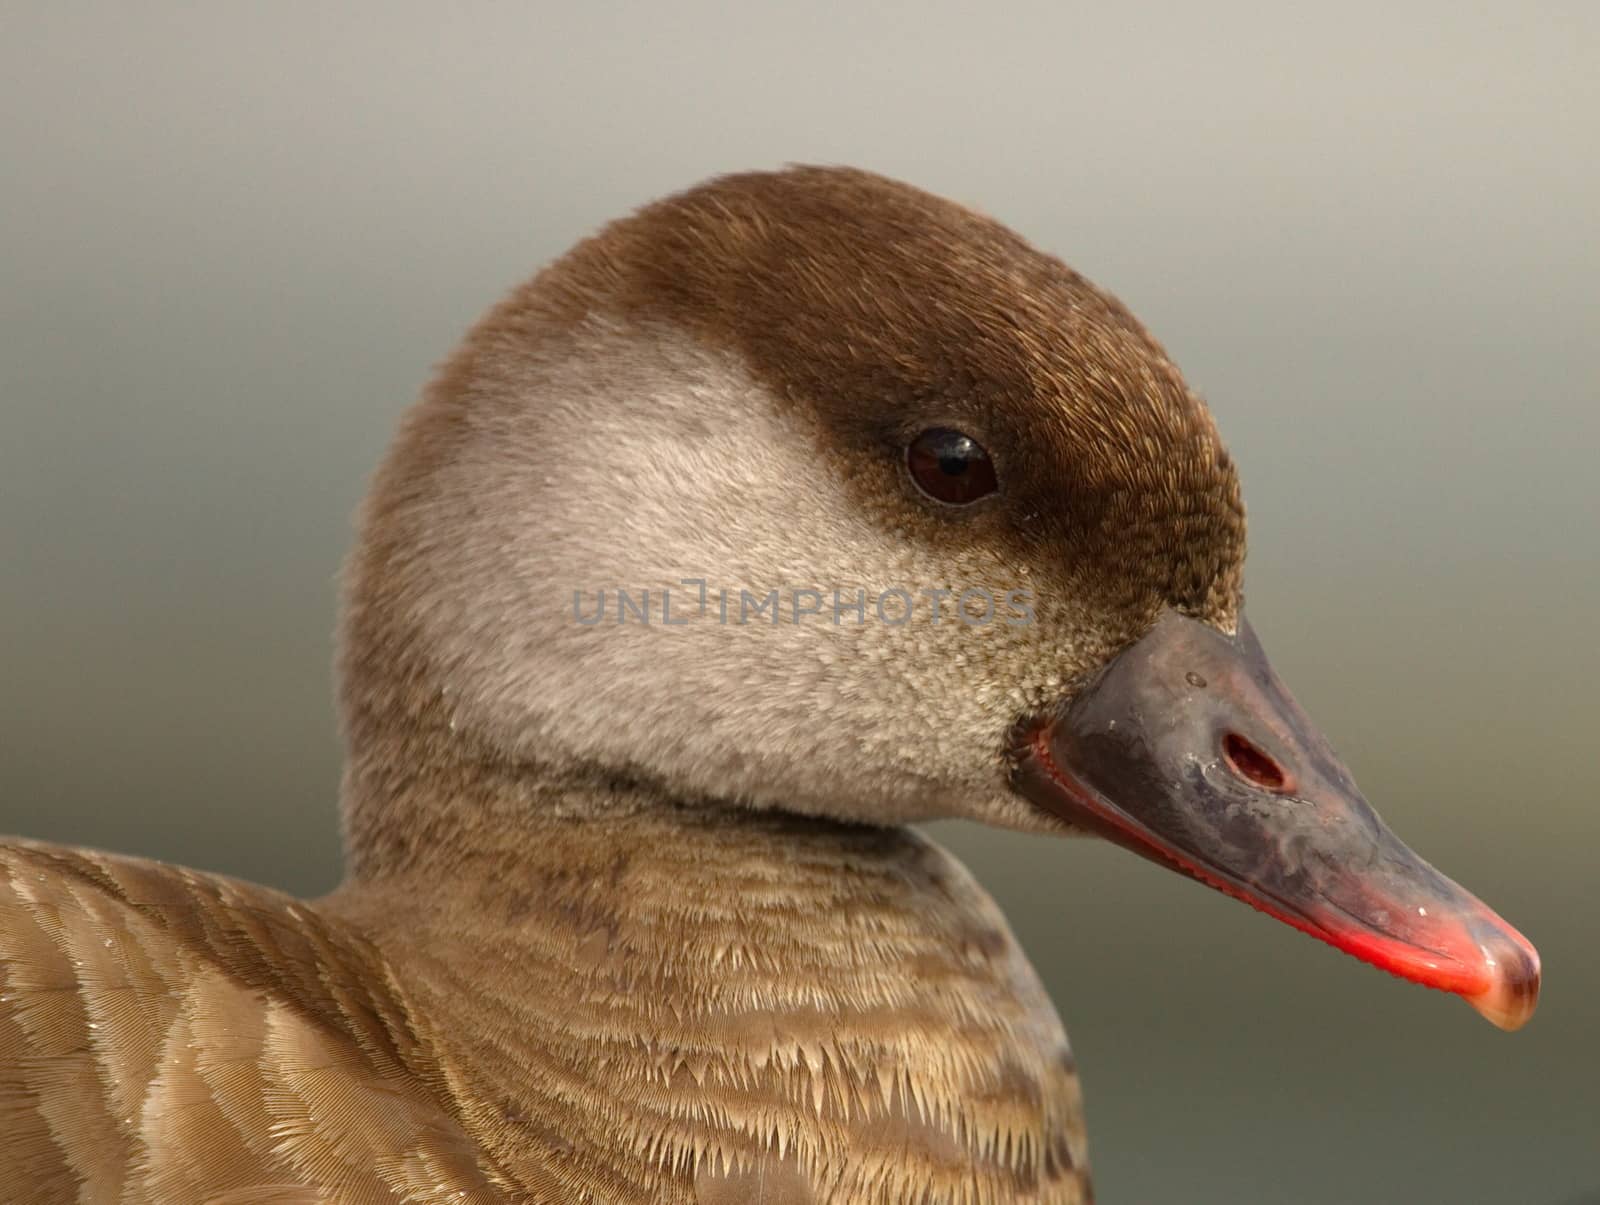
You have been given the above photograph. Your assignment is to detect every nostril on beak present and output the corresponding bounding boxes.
[1223,732,1293,793]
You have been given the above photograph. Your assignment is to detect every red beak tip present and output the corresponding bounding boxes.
[1298,914,1540,1031]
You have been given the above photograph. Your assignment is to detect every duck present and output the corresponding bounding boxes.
[0,165,1540,1205]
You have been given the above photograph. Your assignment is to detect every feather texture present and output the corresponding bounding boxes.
[1,815,1091,1204]
[0,841,507,1203]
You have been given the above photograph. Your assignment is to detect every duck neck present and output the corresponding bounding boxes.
[329,725,1090,1205]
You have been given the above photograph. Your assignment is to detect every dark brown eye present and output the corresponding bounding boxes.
[906,428,998,505]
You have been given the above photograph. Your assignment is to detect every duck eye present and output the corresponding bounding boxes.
[906,428,998,506]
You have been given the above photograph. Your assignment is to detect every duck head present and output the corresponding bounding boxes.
[341,166,1538,1030]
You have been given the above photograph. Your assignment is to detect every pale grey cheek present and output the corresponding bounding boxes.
[398,320,1077,824]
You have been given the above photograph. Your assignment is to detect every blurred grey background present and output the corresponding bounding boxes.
[2,4,1595,1201]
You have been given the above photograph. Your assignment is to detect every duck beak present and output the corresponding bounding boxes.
[1011,609,1540,1030]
